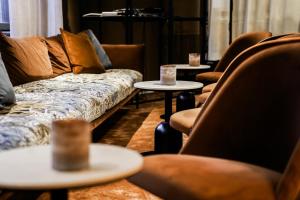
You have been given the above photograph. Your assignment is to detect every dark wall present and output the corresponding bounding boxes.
[65,0,204,80]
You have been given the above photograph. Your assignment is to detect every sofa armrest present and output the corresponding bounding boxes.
[102,44,144,74]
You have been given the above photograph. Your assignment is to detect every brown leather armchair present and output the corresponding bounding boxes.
[196,32,272,85]
[197,33,300,106]
[129,37,300,200]
[171,34,295,135]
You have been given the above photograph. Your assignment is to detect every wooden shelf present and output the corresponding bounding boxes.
[81,0,208,64]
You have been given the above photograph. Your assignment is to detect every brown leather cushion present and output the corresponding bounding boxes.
[202,83,217,93]
[0,33,53,86]
[195,92,211,107]
[129,155,281,200]
[170,108,201,134]
[102,44,144,74]
[44,35,71,76]
[196,71,223,82]
[60,29,105,74]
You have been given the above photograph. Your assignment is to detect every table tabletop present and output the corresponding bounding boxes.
[134,80,203,91]
[175,64,210,70]
[0,144,143,190]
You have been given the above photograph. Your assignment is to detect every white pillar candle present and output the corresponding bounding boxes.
[51,119,91,171]
[189,53,201,66]
[160,65,176,85]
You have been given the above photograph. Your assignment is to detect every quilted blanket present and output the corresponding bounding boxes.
[0,69,142,151]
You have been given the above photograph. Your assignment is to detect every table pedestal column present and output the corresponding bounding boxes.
[176,91,195,112]
[154,91,182,154]
[51,189,68,200]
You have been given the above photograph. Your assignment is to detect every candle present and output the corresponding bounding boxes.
[189,53,201,66]
[51,119,91,171]
[160,65,176,85]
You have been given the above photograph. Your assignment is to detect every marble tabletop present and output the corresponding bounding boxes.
[0,144,143,190]
[175,64,210,70]
[134,80,203,91]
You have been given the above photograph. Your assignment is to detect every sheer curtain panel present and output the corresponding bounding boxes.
[208,0,300,60]
[9,0,63,37]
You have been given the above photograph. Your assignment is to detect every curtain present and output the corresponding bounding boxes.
[208,0,300,60]
[9,0,63,37]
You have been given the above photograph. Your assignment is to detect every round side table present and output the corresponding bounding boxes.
[0,144,143,200]
[134,81,203,153]
[176,64,211,81]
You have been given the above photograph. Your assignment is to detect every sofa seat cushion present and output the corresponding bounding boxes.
[129,155,281,200]
[0,69,142,150]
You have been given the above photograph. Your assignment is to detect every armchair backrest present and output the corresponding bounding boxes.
[277,139,300,200]
[214,32,272,72]
[181,38,300,172]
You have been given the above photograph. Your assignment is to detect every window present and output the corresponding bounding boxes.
[0,0,9,33]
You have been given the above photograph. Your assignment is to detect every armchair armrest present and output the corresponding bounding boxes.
[102,44,144,75]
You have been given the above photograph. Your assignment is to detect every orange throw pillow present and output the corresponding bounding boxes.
[44,35,72,76]
[60,29,105,74]
[0,33,53,86]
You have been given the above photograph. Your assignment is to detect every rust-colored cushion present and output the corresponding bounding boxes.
[196,71,223,83]
[170,108,201,134]
[60,29,105,74]
[195,92,211,107]
[0,33,53,86]
[129,155,281,200]
[202,83,217,93]
[44,35,71,76]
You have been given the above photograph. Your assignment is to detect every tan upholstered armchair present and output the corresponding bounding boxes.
[196,31,272,84]
[129,37,300,200]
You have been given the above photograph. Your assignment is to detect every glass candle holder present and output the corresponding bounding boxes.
[189,53,201,66]
[160,65,176,85]
[51,119,91,171]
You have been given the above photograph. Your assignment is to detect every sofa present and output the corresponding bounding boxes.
[0,30,144,151]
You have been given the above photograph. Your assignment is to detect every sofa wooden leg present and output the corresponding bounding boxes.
[135,93,140,109]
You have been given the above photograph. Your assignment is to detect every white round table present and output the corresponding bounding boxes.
[134,80,203,92]
[134,81,203,154]
[0,144,143,200]
[134,81,203,122]
[175,64,210,70]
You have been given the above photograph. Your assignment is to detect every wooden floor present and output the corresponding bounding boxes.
[94,95,164,147]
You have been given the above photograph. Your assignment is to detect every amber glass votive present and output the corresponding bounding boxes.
[160,65,176,85]
[51,119,91,171]
[189,53,201,66]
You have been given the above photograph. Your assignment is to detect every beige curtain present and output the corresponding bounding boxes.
[208,0,300,60]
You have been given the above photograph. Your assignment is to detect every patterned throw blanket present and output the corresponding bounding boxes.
[0,69,142,151]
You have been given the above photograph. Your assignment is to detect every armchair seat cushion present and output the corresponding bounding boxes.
[129,155,281,200]
[196,72,223,83]
[195,92,211,107]
[170,108,201,134]
[202,83,217,93]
